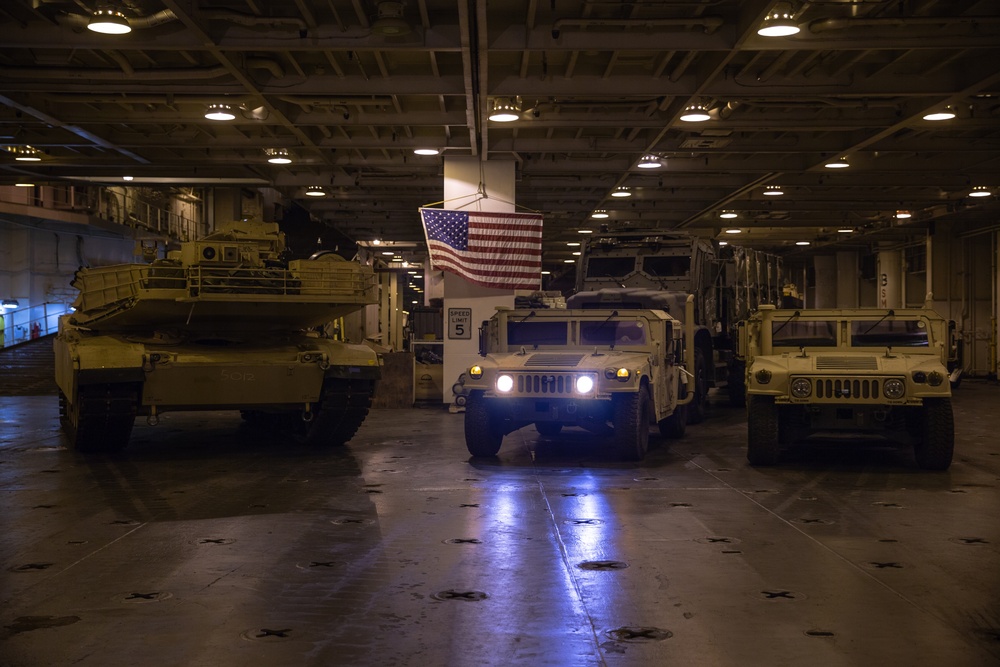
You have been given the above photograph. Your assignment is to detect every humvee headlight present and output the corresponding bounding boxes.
[469,365,483,379]
[912,371,927,384]
[926,371,944,387]
[575,375,595,394]
[608,368,632,382]
[755,369,772,385]
[790,378,812,398]
[496,374,514,393]
[883,378,905,399]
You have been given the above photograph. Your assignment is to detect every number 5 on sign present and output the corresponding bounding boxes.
[449,308,472,339]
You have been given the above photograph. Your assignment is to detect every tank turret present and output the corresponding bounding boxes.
[54,219,381,453]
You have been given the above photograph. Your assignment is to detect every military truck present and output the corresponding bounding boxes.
[461,295,695,460]
[577,229,783,417]
[54,219,380,453]
[739,303,955,469]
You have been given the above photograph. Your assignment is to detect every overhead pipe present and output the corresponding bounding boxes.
[199,9,308,31]
[0,66,230,80]
[552,16,724,36]
[809,16,1000,33]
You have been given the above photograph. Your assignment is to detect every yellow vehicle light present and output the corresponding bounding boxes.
[469,365,483,379]
[616,368,631,381]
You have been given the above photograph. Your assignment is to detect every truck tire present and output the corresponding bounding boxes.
[687,348,709,424]
[614,390,649,461]
[914,398,954,470]
[747,395,780,466]
[61,385,136,453]
[465,392,503,457]
[535,422,563,437]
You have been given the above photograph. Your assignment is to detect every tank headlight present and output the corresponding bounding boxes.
[496,374,514,393]
[575,375,595,394]
[755,369,772,385]
[926,371,944,387]
[469,365,483,379]
[790,378,811,398]
[883,378,905,399]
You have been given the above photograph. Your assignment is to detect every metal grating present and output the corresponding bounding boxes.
[815,378,880,400]
[524,354,584,367]
[815,357,879,370]
[514,373,577,395]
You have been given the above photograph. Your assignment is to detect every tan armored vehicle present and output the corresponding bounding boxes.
[461,297,695,460]
[54,219,380,453]
[739,303,955,469]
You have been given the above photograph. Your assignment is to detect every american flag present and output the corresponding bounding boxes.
[419,208,543,290]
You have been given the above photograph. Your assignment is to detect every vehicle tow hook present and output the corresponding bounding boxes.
[302,405,315,422]
[146,406,160,426]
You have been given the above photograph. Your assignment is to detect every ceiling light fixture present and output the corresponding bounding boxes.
[2,299,20,309]
[122,175,134,181]
[11,146,42,161]
[305,186,325,197]
[413,148,440,155]
[719,210,738,219]
[591,210,609,219]
[680,103,711,122]
[923,106,955,121]
[895,210,912,219]
[371,1,412,36]
[488,97,521,122]
[969,185,992,197]
[724,228,742,234]
[795,240,811,246]
[205,103,236,121]
[637,155,663,169]
[265,148,292,164]
[566,242,581,247]
[87,8,131,35]
[758,2,800,37]
[837,228,854,233]
[372,239,382,245]
[563,259,576,264]
[611,186,632,197]
[15,182,34,187]
[763,185,784,196]
[578,229,593,234]
[824,156,850,169]
[718,240,729,246]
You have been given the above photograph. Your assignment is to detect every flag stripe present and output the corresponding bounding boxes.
[428,243,541,270]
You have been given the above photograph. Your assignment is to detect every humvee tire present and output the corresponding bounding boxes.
[747,394,780,466]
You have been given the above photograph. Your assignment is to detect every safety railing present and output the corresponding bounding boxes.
[0,302,74,349]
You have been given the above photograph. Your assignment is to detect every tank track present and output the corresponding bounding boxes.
[310,378,376,446]
[60,384,137,453]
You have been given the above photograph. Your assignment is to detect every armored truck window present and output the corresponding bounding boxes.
[585,257,635,278]
[507,321,569,346]
[642,256,691,278]
[851,320,929,347]
[772,320,837,347]
[580,320,647,346]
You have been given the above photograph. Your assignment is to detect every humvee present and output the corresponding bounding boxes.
[739,303,956,469]
[461,298,695,460]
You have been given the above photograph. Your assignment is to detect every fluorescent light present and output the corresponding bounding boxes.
[795,240,811,246]
[14,182,34,187]
[413,148,440,155]
[563,259,576,263]
[718,240,728,246]
[566,242,581,247]
[578,229,593,234]
[724,228,742,234]
[838,228,854,233]
[122,175,134,181]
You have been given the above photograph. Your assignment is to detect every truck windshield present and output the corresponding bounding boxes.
[642,255,690,278]
[772,320,837,347]
[585,257,635,278]
[507,321,569,346]
[580,320,647,346]
[851,319,928,347]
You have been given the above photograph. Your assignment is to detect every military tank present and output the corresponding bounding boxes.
[54,219,380,453]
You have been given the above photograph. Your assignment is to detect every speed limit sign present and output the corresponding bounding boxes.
[448,308,472,339]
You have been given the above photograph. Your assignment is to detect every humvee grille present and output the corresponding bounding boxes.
[525,354,584,367]
[815,378,880,400]
[815,357,878,370]
[515,373,578,395]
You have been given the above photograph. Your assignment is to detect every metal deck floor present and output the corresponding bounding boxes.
[2,386,999,666]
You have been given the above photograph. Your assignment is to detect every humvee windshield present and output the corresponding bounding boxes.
[772,320,837,347]
[507,320,568,346]
[851,319,928,347]
[580,320,647,346]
